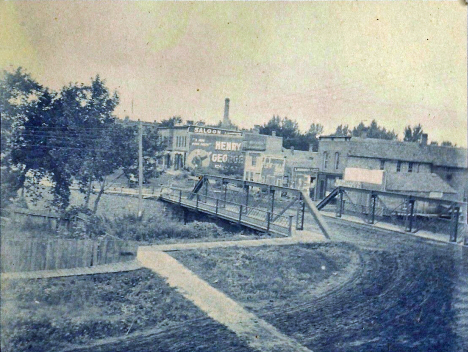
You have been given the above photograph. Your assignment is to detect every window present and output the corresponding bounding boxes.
[323,152,329,169]
[380,160,385,170]
[334,152,340,170]
[408,162,413,173]
[397,161,402,172]
[252,155,257,166]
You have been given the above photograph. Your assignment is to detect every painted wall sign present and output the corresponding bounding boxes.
[188,126,242,136]
[187,134,244,169]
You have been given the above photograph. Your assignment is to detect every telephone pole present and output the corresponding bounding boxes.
[138,119,143,218]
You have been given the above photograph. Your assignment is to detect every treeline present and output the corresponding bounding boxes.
[1,68,163,212]
[257,116,455,151]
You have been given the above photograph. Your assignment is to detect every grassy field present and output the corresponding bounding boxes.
[171,243,360,313]
[0,268,252,352]
[7,189,274,243]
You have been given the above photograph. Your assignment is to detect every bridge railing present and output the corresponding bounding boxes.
[161,187,294,236]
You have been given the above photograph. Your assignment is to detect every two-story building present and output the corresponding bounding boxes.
[316,134,468,201]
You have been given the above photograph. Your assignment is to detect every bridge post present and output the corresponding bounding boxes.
[239,205,243,223]
[204,177,208,203]
[301,200,305,230]
[336,189,344,218]
[270,189,275,215]
[245,184,250,213]
[196,194,199,210]
[289,215,293,236]
[370,193,377,224]
[223,181,227,208]
[405,198,415,232]
[266,211,271,234]
[451,206,460,242]
[179,190,182,205]
[215,199,219,215]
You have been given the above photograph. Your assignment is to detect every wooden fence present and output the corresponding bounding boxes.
[1,238,137,273]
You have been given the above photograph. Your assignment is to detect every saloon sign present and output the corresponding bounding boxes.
[187,129,244,169]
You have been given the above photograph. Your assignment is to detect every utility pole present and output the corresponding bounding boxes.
[138,119,143,218]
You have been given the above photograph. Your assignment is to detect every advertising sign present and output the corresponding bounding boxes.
[187,133,244,169]
[188,126,242,136]
[243,133,267,151]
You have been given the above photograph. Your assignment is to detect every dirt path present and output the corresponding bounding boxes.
[138,232,326,253]
[138,250,312,352]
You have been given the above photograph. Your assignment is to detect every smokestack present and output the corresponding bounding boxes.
[421,133,428,146]
[223,98,230,127]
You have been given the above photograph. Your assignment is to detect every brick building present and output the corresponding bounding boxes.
[315,134,468,201]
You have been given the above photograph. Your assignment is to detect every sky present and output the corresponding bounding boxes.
[1,1,467,146]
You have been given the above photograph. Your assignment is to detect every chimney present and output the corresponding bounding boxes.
[290,146,294,155]
[421,133,428,146]
[272,130,276,137]
[222,98,230,127]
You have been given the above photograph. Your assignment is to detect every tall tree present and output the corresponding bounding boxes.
[1,68,57,207]
[334,124,350,137]
[159,116,183,127]
[352,120,397,140]
[403,124,424,142]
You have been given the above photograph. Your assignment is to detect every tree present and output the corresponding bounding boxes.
[334,124,350,137]
[120,125,165,188]
[1,68,58,207]
[159,116,183,127]
[259,116,301,149]
[403,124,424,142]
[305,123,324,152]
[441,141,455,147]
[2,69,144,212]
[352,120,397,140]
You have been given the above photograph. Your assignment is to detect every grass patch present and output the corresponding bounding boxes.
[172,243,360,313]
[0,269,207,352]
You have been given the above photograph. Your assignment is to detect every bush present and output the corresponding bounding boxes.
[94,214,226,242]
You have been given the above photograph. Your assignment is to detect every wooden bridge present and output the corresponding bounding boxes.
[159,175,331,239]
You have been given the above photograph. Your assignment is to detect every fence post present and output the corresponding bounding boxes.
[216,199,219,215]
[266,211,271,234]
[451,206,460,242]
[239,205,243,223]
[289,215,294,236]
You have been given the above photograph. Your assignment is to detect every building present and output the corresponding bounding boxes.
[316,134,468,201]
[158,125,244,171]
[243,137,319,193]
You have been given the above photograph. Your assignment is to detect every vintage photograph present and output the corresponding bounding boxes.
[1,1,467,351]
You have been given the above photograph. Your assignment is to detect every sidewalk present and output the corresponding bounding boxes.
[322,212,467,246]
[1,260,142,280]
